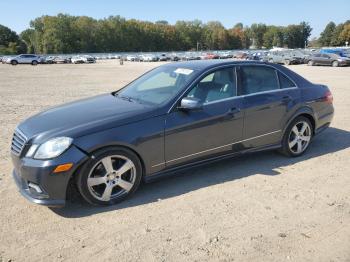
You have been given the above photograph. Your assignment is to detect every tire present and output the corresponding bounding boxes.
[11,60,18,65]
[76,147,142,206]
[307,60,314,66]
[31,60,38,66]
[284,59,291,65]
[279,116,313,157]
[332,61,339,67]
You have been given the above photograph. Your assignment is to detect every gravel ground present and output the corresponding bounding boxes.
[0,60,349,262]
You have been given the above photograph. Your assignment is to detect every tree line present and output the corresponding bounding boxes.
[0,14,349,55]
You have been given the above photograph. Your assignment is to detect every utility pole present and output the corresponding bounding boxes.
[197,41,199,51]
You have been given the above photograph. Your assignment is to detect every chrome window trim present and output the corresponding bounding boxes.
[168,64,238,113]
[151,129,281,168]
[196,86,298,107]
[168,63,298,113]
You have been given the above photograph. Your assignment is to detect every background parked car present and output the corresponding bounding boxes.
[141,54,158,62]
[71,55,96,64]
[234,51,248,59]
[182,52,200,61]
[307,53,350,67]
[267,50,303,65]
[158,53,169,61]
[218,51,233,59]
[53,56,70,64]
[39,56,55,64]
[320,48,347,57]
[5,54,40,65]
[168,53,180,61]
[126,55,137,61]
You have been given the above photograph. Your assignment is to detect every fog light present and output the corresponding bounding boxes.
[28,182,43,194]
[53,163,73,173]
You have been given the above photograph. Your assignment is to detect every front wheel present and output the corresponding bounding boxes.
[32,60,38,66]
[11,60,18,65]
[332,61,339,67]
[76,147,142,206]
[308,60,314,66]
[279,116,313,157]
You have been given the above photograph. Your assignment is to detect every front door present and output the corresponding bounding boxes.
[164,67,244,168]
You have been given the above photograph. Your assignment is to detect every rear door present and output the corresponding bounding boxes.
[320,54,332,65]
[164,67,244,168]
[238,65,300,148]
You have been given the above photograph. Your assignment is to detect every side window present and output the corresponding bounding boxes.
[240,66,279,95]
[278,72,296,89]
[187,67,236,103]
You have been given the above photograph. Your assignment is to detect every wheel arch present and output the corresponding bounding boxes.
[66,143,147,201]
[284,107,316,136]
[71,143,146,180]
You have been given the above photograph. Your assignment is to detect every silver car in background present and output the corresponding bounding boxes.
[5,54,41,65]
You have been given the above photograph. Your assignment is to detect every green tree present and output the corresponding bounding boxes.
[250,23,267,48]
[0,24,26,54]
[319,22,336,46]
[263,26,284,48]
[339,24,350,44]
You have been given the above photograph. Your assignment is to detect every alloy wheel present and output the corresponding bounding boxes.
[87,155,136,201]
[288,121,311,154]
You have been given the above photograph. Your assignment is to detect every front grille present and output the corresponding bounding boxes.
[11,129,27,156]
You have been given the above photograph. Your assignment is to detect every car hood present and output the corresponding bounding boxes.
[18,93,160,143]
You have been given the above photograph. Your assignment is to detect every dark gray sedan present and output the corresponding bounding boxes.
[11,60,334,207]
[307,53,350,67]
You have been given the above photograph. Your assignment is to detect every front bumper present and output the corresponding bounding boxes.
[11,145,88,207]
[338,60,350,66]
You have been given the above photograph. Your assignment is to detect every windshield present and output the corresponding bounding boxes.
[116,66,196,105]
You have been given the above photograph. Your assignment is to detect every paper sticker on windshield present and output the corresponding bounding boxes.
[174,68,193,75]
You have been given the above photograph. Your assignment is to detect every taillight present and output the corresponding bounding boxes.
[325,91,333,104]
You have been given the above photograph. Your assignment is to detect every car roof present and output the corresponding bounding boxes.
[162,59,312,87]
[163,59,268,70]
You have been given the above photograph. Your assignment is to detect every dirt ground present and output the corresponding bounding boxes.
[0,60,349,262]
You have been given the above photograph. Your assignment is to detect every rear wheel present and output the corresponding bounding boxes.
[332,61,339,67]
[31,60,38,66]
[308,60,314,66]
[11,60,18,65]
[279,116,313,157]
[76,147,142,206]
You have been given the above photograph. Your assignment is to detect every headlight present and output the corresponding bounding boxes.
[28,137,73,159]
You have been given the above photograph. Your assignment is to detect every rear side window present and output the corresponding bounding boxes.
[278,72,296,89]
[240,66,279,95]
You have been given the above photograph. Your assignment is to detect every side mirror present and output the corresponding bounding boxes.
[178,97,202,111]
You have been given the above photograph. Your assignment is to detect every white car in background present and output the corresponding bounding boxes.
[140,54,158,62]
[126,55,137,61]
[5,54,40,65]
[71,55,96,64]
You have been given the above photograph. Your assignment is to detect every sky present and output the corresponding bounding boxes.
[0,0,349,38]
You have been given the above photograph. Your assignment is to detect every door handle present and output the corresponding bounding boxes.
[227,107,241,116]
[282,95,292,103]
